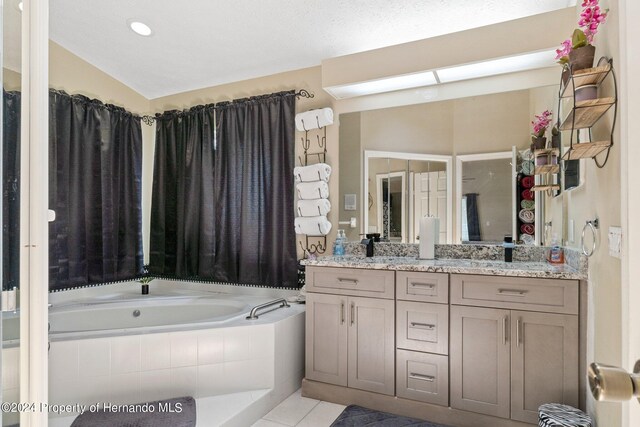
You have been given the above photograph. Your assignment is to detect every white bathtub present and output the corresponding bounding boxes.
[2,280,306,427]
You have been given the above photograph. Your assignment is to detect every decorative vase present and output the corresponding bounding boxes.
[551,134,561,149]
[568,45,596,72]
[575,84,598,102]
[531,136,547,151]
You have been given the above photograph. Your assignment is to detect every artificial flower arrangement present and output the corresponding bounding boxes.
[555,0,608,70]
[531,110,553,143]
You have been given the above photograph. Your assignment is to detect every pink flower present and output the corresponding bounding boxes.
[532,110,553,136]
[555,39,572,60]
[579,1,608,43]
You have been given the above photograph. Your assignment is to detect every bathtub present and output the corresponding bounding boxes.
[1,280,306,427]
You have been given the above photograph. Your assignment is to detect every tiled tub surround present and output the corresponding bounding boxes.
[341,242,588,278]
[2,281,305,427]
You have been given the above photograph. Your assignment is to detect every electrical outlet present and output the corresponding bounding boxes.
[608,226,622,259]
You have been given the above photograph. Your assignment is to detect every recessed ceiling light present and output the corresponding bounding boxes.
[129,21,152,37]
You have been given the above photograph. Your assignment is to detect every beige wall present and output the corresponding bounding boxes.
[3,68,21,91]
[567,1,622,424]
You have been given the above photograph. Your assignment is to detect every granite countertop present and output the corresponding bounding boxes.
[301,256,586,280]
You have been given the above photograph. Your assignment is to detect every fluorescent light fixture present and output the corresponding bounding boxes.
[436,49,557,83]
[129,21,153,37]
[325,71,437,99]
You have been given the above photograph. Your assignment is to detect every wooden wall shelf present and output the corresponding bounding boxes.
[559,97,615,131]
[534,164,560,175]
[531,184,560,192]
[560,64,612,98]
[562,141,612,161]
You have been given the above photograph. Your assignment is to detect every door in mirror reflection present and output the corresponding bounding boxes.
[365,151,452,244]
[459,156,514,243]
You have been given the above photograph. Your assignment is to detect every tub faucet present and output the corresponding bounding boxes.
[360,238,374,257]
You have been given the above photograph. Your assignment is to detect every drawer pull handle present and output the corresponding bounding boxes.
[340,301,345,325]
[497,288,528,296]
[338,278,359,284]
[410,282,435,288]
[410,322,436,330]
[516,318,522,347]
[409,373,435,382]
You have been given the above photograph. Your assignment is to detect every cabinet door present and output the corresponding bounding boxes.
[306,293,348,386]
[511,311,579,424]
[347,296,395,395]
[451,305,511,419]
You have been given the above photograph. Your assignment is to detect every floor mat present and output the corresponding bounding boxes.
[330,405,452,427]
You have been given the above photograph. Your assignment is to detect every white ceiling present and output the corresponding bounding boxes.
[5,0,576,99]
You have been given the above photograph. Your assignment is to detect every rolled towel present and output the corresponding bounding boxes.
[518,209,535,224]
[520,199,535,210]
[520,223,535,235]
[294,163,332,183]
[295,215,332,236]
[521,234,535,245]
[295,108,334,131]
[521,189,534,201]
[297,199,331,217]
[521,176,534,189]
[297,181,329,200]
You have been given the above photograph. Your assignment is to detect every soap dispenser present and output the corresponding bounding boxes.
[503,235,515,262]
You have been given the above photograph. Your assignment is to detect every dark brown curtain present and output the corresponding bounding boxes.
[149,105,216,277]
[49,90,144,290]
[2,91,21,291]
[149,91,297,288]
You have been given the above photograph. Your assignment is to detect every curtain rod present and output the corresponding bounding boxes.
[140,89,314,126]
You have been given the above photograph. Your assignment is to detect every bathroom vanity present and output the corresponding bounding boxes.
[301,254,587,427]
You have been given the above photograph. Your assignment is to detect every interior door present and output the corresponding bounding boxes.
[305,293,348,386]
[450,305,511,418]
[413,171,447,243]
[347,296,395,395]
[413,172,430,242]
[511,311,579,424]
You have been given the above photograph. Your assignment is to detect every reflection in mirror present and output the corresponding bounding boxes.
[339,86,562,246]
[364,151,452,244]
[456,152,515,244]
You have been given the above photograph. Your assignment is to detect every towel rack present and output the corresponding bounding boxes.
[581,218,599,257]
[295,101,332,259]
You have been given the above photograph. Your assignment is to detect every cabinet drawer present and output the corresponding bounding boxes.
[396,271,449,303]
[397,301,448,355]
[306,266,394,299]
[451,274,578,314]
[396,349,448,406]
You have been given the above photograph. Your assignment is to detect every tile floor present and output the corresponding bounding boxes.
[252,388,345,427]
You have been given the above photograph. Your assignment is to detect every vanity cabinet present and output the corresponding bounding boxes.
[305,267,395,396]
[450,274,579,424]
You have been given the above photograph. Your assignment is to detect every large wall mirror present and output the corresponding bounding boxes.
[338,85,566,246]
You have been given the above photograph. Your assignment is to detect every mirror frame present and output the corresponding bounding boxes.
[363,150,453,244]
[455,149,517,244]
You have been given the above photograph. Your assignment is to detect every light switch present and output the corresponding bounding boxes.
[608,226,622,259]
[349,217,357,228]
